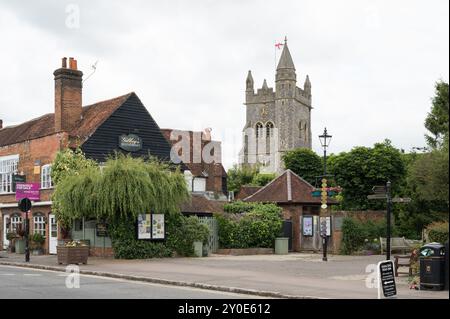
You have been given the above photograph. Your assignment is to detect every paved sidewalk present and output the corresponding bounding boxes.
[1,252,448,299]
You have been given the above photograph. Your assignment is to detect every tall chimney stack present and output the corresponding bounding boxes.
[0,119,3,130]
[54,57,83,132]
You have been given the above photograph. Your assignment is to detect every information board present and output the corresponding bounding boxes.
[377,260,397,298]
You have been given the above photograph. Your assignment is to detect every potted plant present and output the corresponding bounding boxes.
[6,232,17,253]
[31,233,45,255]
[57,240,89,265]
[14,225,26,254]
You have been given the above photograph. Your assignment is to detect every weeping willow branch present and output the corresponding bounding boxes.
[52,153,190,225]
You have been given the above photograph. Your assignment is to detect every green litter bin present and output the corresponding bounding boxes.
[193,241,203,257]
[275,237,289,255]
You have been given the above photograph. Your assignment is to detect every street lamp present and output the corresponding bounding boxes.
[319,127,332,174]
[319,127,332,262]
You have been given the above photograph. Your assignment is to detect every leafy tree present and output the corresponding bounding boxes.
[227,165,258,193]
[53,153,189,225]
[282,148,322,185]
[51,148,97,185]
[252,173,276,187]
[425,81,449,149]
[407,138,449,204]
[327,140,405,210]
[227,164,274,193]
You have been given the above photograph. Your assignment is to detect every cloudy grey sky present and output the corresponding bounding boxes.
[0,0,448,169]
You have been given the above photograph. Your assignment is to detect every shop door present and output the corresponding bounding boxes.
[49,214,58,254]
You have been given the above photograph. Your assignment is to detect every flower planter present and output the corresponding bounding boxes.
[57,246,89,265]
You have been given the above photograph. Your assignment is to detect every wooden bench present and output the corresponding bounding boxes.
[379,237,410,255]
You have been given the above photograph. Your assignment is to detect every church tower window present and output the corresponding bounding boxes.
[266,122,274,138]
[255,122,264,138]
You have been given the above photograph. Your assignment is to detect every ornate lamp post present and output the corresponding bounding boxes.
[319,128,332,262]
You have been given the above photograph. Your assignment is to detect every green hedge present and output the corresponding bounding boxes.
[341,217,399,255]
[215,202,283,249]
[108,213,210,259]
[427,222,449,244]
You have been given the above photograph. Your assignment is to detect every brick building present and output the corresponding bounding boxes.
[242,169,337,252]
[161,128,227,199]
[0,57,224,255]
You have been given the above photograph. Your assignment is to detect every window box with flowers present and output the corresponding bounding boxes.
[57,241,89,265]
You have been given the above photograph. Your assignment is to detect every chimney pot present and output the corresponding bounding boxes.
[62,57,67,68]
[69,57,74,69]
[73,59,78,70]
[0,119,3,129]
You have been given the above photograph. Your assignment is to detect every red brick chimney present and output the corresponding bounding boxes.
[54,57,83,132]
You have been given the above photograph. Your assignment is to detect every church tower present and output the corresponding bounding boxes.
[239,38,312,174]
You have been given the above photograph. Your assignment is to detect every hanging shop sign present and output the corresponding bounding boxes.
[302,216,313,236]
[137,213,165,241]
[119,134,142,152]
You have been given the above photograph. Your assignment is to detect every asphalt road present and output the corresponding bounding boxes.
[0,265,264,299]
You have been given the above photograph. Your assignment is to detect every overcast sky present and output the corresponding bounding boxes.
[0,0,448,169]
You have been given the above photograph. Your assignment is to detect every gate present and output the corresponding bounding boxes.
[282,220,293,251]
[198,217,219,254]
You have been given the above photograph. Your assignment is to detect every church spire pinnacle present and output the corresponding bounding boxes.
[277,37,295,71]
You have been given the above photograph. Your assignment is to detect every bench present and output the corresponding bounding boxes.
[379,237,410,255]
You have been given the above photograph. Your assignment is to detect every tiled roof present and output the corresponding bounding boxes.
[0,92,133,147]
[181,194,225,214]
[235,186,261,200]
[243,169,338,204]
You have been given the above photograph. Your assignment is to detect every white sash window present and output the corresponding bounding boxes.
[41,164,53,189]
[0,155,19,194]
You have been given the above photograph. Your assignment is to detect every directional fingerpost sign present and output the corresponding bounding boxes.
[377,260,397,299]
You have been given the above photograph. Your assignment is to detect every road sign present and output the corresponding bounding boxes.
[377,260,397,299]
[392,197,412,203]
[372,186,386,194]
[367,194,387,200]
[321,204,328,210]
[18,198,32,212]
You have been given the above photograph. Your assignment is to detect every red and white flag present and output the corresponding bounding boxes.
[275,42,284,50]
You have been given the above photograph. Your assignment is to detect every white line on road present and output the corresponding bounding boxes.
[23,274,42,276]
[0,273,15,276]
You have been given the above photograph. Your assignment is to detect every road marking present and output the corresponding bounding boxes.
[23,274,42,276]
[0,273,15,276]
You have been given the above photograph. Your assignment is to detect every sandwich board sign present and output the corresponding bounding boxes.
[377,260,397,299]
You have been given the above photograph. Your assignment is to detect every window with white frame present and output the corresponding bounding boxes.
[41,164,53,189]
[0,155,19,194]
[33,214,46,236]
[11,215,23,233]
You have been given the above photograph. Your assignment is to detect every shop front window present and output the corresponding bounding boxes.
[33,214,46,236]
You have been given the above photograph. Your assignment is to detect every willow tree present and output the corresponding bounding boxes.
[53,153,190,224]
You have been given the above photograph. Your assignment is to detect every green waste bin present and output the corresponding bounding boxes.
[275,237,289,255]
[15,239,25,254]
[193,241,203,257]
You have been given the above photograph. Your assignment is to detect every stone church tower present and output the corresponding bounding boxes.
[239,39,312,174]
